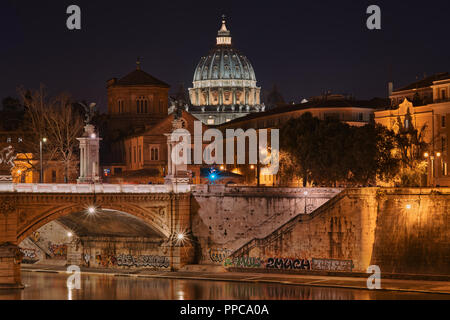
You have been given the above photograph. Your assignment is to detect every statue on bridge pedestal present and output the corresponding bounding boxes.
[77,103,102,184]
[164,107,192,186]
[0,145,16,183]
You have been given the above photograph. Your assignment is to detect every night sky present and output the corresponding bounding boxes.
[1,0,449,111]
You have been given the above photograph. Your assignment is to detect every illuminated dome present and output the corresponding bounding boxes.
[193,47,256,82]
[189,17,261,108]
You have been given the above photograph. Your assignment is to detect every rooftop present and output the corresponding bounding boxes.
[108,61,170,88]
[219,97,388,127]
[394,72,450,92]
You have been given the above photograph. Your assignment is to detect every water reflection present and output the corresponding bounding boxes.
[0,271,445,300]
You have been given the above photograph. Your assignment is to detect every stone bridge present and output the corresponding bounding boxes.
[0,183,345,288]
[0,183,192,288]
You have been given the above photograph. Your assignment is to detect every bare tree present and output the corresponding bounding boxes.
[45,93,84,182]
[17,85,84,182]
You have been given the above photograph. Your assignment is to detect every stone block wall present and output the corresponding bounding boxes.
[190,186,342,265]
[231,188,450,275]
[370,189,450,275]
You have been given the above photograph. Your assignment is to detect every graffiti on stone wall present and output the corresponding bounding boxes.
[311,258,353,272]
[83,253,91,266]
[88,253,170,268]
[209,248,232,263]
[30,231,40,242]
[223,256,352,272]
[266,258,311,270]
[116,254,170,268]
[224,256,264,268]
[49,244,67,259]
[95,254,117,267]
[20,248,38,264]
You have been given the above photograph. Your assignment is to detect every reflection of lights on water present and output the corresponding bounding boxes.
[177,290,185,300]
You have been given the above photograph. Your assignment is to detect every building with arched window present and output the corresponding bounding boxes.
[106,60,170,134]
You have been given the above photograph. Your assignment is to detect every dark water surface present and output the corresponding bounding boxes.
[0,271,447,300]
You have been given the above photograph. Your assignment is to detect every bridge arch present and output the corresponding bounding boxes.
[18,204,170,244]
[14,193,181,244]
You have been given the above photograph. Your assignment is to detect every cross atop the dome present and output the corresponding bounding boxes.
[217,14,231,45]
[136,57,141,70]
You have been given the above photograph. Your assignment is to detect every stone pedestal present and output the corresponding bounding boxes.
[0,243,23,289]
[164,119,192,186]
[77,124,102,184]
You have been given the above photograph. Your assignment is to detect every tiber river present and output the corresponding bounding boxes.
[0,271,446,300]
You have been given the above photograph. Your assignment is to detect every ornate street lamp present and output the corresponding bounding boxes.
[424,151,441,187]
[39,137,47,183]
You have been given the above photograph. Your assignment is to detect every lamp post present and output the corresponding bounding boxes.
[303,190,308,213]
[250,164,255,185]
[424,152,441,187]
[39,137,47,183]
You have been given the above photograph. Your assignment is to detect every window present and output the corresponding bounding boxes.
[404,119,409,129]
[52,170,57,183]
[442,115,446,128]
[117,100,124,113]
[138,146,141,163]
[358,113,363,121]
[441,89,447,100]
[150,147,159,161]
[136,97,148,113]
[207,118,215,125]
[444,162,448,176]
[442,137,446,153]
[20,174,26,183]
[114,168,122,174]
[133,146,136,163]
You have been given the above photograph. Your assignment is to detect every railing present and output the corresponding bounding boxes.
[191,184,342,196]
[0,183,191,193]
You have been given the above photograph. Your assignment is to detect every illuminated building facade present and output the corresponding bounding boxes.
[375,73,450,186]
